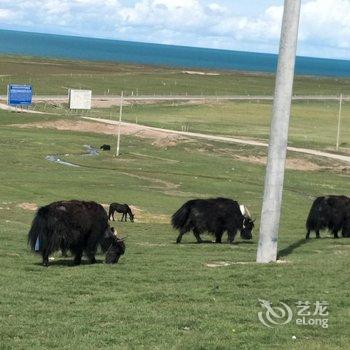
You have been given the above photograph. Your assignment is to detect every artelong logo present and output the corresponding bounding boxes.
[258,299,329,328]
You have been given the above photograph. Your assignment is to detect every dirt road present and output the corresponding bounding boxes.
[83,116,350,164]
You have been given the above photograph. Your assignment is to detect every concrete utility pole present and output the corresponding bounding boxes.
[256,0,301,263]
[336,93,343,150]
[116,91,123,157]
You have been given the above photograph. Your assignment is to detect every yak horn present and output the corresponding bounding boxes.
[244,206,252,219]
[240,205,252,218]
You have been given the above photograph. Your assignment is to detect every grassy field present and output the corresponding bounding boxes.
[0,107,349,349]
[0,56,349,349]
[68,99,349,151]
[3,54,347,152]
[1,55,350,96]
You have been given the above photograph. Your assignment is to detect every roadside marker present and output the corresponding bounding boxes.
[116,91,123,157]
[336,93,343,150]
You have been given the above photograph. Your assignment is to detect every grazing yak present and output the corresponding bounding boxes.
[172,197,254,244]
[100,144,111,151]
[28,200,125,266]
[306,195,350,239]
[109,203,134,222]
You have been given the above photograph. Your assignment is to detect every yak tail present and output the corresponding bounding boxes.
[28,206,49,252]
[306,197,324,230]
[171,201,193,230]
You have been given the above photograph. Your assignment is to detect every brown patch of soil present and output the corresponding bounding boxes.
[91,99,132,108]
[152,135,187,148]
[106,204,169,224]
[235,155,322,171]
[18,202,38,211]
[129,205,170,224]
[13,119,186,147]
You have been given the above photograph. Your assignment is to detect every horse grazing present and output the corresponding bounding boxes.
[306,195,350,239]
[28,200,125,266]
[172,197,254,244]
[109,203,134,222]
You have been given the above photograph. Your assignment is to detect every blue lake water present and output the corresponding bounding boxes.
[0,29,349,77]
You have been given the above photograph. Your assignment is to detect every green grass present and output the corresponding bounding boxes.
[0,108,349,349]
[1,55,350,96]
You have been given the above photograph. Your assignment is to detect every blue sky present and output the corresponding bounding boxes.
[0,0,349,60]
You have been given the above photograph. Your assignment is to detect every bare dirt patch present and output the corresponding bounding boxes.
[105,204,169,224]
[91,99,132,108]
[18,202,38,211]
[129,205,170,224]
[13,119,186,147]
[235,155,322,171]
[151,135,187,148]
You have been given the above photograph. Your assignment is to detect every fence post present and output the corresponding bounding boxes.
[336,93,343,150]
[116,91,123,157]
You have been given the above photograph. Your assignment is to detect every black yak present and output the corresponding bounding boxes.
[109,203,134,222]
[103,227,126,264]
[100,144,111,151]
[306,195,350,239]
[172,197,254,244]
[28,200,125,266]
[342,217,350,238]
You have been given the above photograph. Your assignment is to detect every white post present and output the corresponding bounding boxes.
[336,93,343,150]
[256,0,301,263]
[116,91,123,157]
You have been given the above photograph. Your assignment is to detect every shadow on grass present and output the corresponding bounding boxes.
[34,259,104,267]
[174,240,255,245]
[277,238,309,258]
[174,240,214,245]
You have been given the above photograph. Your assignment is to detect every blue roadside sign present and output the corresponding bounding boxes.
[7,84,33,106]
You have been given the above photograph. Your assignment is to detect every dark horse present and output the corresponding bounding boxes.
[109,203,134,222]
[28,200,125,266]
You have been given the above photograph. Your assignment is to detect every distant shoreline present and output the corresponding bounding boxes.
[0,53,277,78]
[1,29,350,77]
[1,53,348,82]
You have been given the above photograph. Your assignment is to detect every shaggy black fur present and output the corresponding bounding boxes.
[100,227,126,264]
[108,203,134,222]
[105,237,126,264]
[306,195,350,239]
[28,200,125,266]
[172,197,254,244]
[100,144,111,151]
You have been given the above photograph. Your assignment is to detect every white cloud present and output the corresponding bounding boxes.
[0,8,15,20]
[300,0,350,50]
[0,0,350,59]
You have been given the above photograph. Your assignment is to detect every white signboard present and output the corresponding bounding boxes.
[69,89,92,109]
